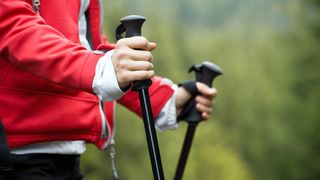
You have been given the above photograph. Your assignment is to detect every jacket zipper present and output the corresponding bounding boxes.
[32,0,40,13]
[99,100,109,140]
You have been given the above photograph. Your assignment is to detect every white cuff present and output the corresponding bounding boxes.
[92,50,125,101]
[155,79,179,131]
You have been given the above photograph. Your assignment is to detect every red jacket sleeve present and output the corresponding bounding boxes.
[0,1,102,93]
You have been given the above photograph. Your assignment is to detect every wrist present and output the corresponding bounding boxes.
[92,50,126,101]
[175,86,192,116]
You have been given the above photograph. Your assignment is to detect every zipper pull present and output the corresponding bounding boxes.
[108,139,119,180]
[32,0,40,13]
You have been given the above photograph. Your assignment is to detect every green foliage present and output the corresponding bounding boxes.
[81,0,320,179]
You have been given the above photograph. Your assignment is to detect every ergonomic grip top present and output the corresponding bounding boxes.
[116,15,146,40]
[115,15,152,91]
[189,61,223,88]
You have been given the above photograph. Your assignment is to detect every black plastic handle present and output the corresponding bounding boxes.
[189,61,223,88]
[115,15,152,91]
[116,15,145,39]
[182,61,223,123]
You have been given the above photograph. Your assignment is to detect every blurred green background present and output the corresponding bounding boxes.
[81,0,320,179]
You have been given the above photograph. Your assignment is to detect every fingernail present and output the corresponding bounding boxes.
[209,89,215,94]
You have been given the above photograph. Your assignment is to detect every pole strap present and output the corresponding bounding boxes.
[177,81,200,122]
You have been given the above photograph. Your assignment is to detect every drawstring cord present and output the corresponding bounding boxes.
[108,139,119,180]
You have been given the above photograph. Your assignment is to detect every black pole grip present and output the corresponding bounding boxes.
[189,61,223,88]
[119,15,145,37]
[180,61,223,123]
[189,61,223,121]
[115,15,152,91]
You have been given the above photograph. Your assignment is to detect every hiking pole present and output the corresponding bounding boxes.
[174,62,223,180]
[115,15,165,180]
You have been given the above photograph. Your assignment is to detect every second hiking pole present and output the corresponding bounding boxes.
[174,62,223,180]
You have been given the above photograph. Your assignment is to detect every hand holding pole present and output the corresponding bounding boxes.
[116,15,164,180]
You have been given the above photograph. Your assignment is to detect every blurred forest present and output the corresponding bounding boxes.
[81,0,320,179]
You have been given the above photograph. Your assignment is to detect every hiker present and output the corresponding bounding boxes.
[0,1,217,179]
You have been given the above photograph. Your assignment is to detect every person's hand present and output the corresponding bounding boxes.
[111,36,157,89]
[175,82,218,120]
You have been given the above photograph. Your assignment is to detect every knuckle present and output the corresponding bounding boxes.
[150,70,155,77]
[117,38,127,46]
[196,104,202,110]
[144,70,154,79]
[142,71,149,79]
[145,52,153,61]
[115,40,124,49]
[140,37,149,47]
[116,49,128,59]
[118,60,128,69]
[195,96,202,102]
[147,62,154,70]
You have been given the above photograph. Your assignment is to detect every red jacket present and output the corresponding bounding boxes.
[0,0,174,149]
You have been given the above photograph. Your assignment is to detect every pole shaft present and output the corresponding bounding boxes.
[174,123,198,180]
[138,88,165,180]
